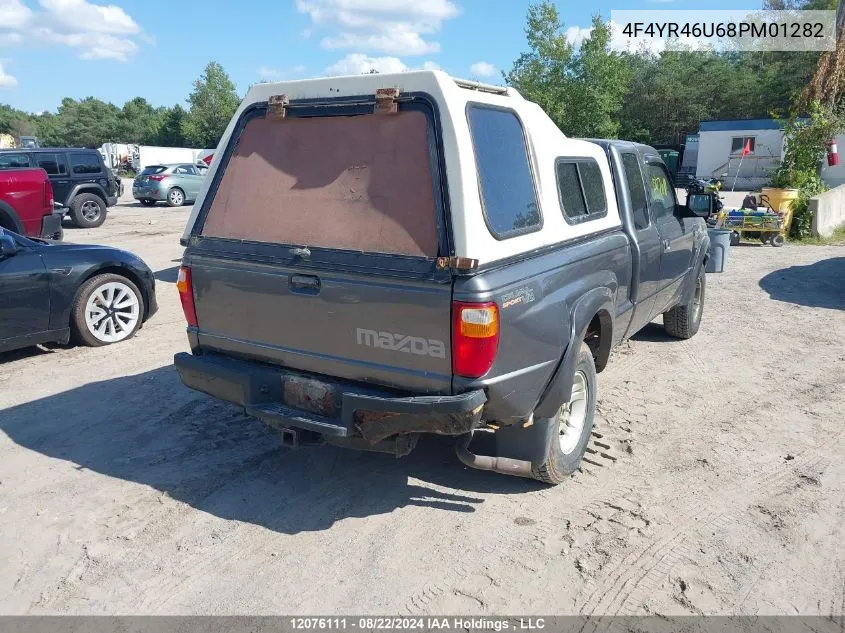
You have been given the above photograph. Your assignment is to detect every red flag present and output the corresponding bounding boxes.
[742,139,751,156]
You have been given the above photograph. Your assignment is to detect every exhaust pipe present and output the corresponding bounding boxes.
[455,431,533,479]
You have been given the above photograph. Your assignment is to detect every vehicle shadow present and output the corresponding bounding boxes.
[0,366,542,534]
[759,256,845,310]
[155,266,179,283]
[630,322,674,343]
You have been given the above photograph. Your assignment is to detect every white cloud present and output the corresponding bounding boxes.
[564,21,666,54]
[326,53,408,75]
[565,25,593,48]
[322,30,439,56]
[0,0,32,28]
[258,66,283,80]
[469,61,496,77]
[294,64,306,73]
[422,61,440,70]
[0,0,144,62]
[0,62,17,88]
[298,0,460,57]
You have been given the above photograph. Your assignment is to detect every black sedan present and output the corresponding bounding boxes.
[0,228,158,354]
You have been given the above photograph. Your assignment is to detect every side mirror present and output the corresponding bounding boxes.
[686,193,714,218]
[0,234,18,259]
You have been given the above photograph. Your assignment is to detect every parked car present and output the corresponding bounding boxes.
[172,71,709,484]
[0,148,119,228]
[132,163,206,207]
[0,167,64,240]
[0,228,158,353]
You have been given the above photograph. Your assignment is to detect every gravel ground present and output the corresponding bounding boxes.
[1,187,844,616]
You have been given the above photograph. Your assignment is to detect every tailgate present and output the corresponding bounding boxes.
[191,256,452,393]
[186,94,453,394]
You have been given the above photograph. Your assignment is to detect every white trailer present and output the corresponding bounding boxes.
[132,146,201,172]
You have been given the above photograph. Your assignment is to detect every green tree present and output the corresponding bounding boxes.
[153,104,188,146]
[565,16,630,138]
[505,2,574,131]
[183,61,240,148]
[41,97,122,147]
[506,5,628,138]
[118,97,158,143]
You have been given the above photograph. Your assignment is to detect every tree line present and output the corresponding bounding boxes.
[0,61,239,149]
[0,0,837,151]
[506,0,837,144]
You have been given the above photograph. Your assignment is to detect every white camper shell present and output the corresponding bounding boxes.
[183,70,622,266]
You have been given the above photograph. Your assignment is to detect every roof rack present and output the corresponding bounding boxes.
[453,78,509,96]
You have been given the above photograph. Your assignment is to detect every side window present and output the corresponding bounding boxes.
[0,153,31,169]
[69,152,102,175]
[467,106,541,237]
[645,162,677,219]
[35,153,69,176]
[556,158,607,223]
[174,165,189,174]
[621,153,650,230]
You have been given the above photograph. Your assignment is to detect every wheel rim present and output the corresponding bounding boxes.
[81,200,101,221]
[84,281,140,343]
[692,273,704,321]
[559,371,589,454]
[170,190,183,205]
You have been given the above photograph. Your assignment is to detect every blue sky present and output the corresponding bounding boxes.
[1,0,752,113]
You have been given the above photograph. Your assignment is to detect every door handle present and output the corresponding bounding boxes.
[289,274,321,294]
[662,239,671,251]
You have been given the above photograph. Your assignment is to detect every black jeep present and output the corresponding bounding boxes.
[0,148,119,228]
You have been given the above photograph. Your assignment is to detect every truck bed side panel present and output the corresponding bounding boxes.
[453,230,632,424]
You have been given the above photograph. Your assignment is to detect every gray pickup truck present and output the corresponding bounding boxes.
[173,71,711,484]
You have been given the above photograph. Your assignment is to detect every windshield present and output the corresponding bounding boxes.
[140,166,167,176]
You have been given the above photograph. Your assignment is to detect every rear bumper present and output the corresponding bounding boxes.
[132,185,166,201]
[174,351,485,445]
[40,212,63,239]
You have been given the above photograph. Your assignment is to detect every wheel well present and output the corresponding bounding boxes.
[77,266,151,319]
[73,188,107,205]
[585,310,612,373]
[0,203,24,233]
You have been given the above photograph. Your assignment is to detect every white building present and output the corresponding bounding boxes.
[695,118,845,190]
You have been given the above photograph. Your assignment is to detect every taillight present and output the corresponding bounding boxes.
[176,266,198,327]
[44,179,54,209]
[148,174,167,181]
[452,301,500,379]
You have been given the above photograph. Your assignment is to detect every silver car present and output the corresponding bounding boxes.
[132,163,208,207]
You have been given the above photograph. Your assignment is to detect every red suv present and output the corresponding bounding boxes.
[0,167,64,240]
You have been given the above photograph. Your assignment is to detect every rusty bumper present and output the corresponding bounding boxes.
[174,352,486,446]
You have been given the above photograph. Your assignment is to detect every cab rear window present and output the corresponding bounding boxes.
[200,108,439,258]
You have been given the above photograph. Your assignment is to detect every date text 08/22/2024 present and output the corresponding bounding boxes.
[290,618,548,630]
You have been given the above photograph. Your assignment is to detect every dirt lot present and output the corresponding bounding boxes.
[1,189,844,616]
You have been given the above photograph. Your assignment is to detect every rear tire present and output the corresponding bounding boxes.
[166,188,185,207]
[771,234,785,247]
[69,193,107,228]
[730,231,741,246]
[663,265,705,339]
[531,343,597,485]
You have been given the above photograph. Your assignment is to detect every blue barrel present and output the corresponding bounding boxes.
[706,228,732,273]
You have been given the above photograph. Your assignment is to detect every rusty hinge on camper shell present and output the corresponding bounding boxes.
[437,256,479,272]
[268,94,289,120]
[374,88,400,114]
